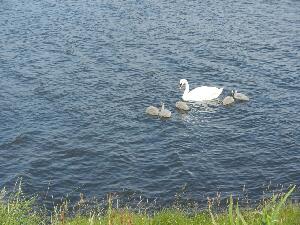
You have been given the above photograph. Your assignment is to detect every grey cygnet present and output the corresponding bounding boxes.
[158,103,171,118]
[175,101,190,111]
[222,96,235,106]
[145,105,159,116]
[232,90,249,101]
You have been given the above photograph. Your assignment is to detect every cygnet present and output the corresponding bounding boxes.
[145,105,159,116]
[222,96,235,106]
[158,103,171,118]
[175,101,190,111]
[232,90,249,101]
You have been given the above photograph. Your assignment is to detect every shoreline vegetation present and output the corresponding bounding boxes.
[0,184,299,225]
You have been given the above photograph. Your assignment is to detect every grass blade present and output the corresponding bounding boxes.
[236,202,248,225]
[229,195,234,225]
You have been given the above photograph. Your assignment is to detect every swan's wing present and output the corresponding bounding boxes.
[189,86,223,100]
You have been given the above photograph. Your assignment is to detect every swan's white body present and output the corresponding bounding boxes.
[179,79,223,102]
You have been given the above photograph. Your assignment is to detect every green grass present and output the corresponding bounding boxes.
[0,185,42,225]
[0,184,299,225]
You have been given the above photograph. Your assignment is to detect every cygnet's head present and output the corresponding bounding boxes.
[179,79,188,89]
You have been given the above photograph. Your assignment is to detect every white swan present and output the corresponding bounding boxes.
[179,79,223,102]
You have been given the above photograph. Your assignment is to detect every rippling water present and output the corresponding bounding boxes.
[0,0,299,207]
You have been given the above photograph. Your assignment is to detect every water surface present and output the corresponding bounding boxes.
[0,0,299,207]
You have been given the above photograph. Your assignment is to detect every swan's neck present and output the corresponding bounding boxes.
[183,82,189,97]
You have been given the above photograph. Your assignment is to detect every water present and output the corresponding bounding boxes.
[0,0,299,207]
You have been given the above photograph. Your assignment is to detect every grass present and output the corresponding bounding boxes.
[0,183,299,225]
[0,184,42,225]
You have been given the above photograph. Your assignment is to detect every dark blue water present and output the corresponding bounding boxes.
[0,0,299,207]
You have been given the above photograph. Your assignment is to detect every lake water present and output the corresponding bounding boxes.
[0,0,299,208]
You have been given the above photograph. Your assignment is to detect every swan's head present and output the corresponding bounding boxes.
[179,79,188,89]
[231,90,237,96]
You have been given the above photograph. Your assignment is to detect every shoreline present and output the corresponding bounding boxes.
[0,185,299,225]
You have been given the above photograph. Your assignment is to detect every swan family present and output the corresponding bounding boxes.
[146,79,249,118]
